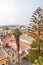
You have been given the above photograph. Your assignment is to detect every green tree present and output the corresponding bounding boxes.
[28,7,43,63]
[28,7,43,52]
[32,56,43,65]
[13,28,21,65]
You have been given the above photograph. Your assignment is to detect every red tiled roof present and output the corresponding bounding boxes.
[20,41,29,51]
[1,33,43,52]
[10,41,29,51]
[1,36,15,44]
[8,39,29,51]
[1,36,30,51]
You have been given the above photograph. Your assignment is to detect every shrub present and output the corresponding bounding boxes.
[28,50,40,62]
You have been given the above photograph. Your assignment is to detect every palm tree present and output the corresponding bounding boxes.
[13,28,21,65]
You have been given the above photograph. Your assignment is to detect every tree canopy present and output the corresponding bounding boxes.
[28,7,43,40]
[28,7,43,63]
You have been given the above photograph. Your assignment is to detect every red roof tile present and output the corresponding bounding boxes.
[1,36,30,51]
[1,36,15,44]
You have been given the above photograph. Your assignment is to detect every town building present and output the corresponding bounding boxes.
[0,32,34,60]
[0,46,8,65]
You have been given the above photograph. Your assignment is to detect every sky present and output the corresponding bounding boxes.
[0,0,43,26]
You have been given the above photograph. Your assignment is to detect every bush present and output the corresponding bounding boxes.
[32,56,43,65]
[27,40,43,63]
[28,50,40,62]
